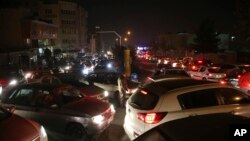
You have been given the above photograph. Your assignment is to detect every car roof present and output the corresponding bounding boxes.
[143,78,216,96]
[138,113,250,141]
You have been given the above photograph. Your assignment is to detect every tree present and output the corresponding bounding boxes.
[193,19,220,53]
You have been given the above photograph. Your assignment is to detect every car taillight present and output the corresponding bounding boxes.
[192,65,196,70]
[137,112,167,124]
[238,75,241,78]
[207,73,212,77]
[220,80,227,85]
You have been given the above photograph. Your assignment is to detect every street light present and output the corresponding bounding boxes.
[127,31,131,35]
[96,31,122,47]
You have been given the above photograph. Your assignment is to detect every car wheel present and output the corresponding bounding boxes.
[202,77,207,80]
[66,123,91,140]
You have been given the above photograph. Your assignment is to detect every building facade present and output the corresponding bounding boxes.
[40,0,88,52]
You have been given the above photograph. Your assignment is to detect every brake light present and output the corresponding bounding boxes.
[206,73,212,77]
[137,112,167,124]
[198,60,203,64]
[192,65,196,70]
[220,80,227,85]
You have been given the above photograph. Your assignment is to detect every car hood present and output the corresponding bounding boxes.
[80,85,105,96]
[62,97,110,116]
[0,114,39,141]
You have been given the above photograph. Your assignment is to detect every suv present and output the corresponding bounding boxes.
[124,78,250,140]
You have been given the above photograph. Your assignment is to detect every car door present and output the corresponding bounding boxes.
[29,88,68,133]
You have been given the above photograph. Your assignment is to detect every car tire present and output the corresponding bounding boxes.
[202,77,207,80]
[66,123,91,141]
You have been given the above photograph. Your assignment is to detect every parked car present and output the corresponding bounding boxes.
[1,83,115,140]
[134,113,250,141]
[124,78,250,140]
[0,106,48,141]
[188,66,226,82]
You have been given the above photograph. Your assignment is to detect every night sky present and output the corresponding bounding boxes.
[82,0,235,45]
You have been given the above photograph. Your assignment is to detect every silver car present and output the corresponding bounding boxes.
[1,83,115,141]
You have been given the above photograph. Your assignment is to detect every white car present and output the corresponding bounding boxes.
[124,77,250,140]
[188,66,226,82]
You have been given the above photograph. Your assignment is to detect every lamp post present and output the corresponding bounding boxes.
[96,31,122,47]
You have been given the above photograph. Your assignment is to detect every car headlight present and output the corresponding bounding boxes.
[92,115,104,125]
[82,68,89,75]
[104,91,109,97]
[25,72,32,79]
[40,126,48,141]
[9,80,17,85]
[64,66,71,70]
[107,63,112,69]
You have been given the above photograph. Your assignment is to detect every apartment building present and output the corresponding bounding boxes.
[40,0,88,52]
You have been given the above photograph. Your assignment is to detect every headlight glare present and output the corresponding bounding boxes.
[92,115,104,125]
[104,91,109,97]
[9,80,17,85]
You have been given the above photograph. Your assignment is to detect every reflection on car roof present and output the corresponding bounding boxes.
[144,78,215,95]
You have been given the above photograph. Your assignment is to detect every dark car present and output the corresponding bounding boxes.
[134,113,250,141]
[0,66,27,97]
[0,106,48,141]
[1,83,115,140]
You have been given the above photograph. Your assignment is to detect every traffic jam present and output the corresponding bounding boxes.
[1,54,250,141]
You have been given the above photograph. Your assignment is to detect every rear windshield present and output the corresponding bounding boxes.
[130,88,159,110]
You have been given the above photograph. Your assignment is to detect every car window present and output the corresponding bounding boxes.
[8,88,34,106]
[199,67,206,72]
[217,88,250,105]
[130,88,159,110]
[33,89,56,108]
[178,89,219,109]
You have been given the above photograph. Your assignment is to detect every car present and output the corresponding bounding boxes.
[0,106,48,141]
[124,77,250,140]
[27,74,62,85]
[58,75,110,101]
[211,63,239,75]
[1,83,115,140]
[117,74,140,107]
[154,68,190,77]
[134,113,250,141]
[221,68,244,87]
[86,71,121,106]
[0,66,27,97]
[188,66,226,82]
